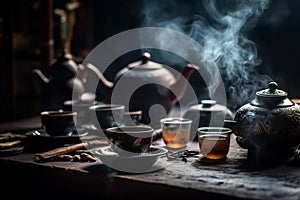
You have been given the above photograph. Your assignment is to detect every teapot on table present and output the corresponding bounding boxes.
[33,51,100,111]
[226,82,300,166]
[91,52,199,127]
[184,99,234,141]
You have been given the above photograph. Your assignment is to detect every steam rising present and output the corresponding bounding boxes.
[140,0,272,109]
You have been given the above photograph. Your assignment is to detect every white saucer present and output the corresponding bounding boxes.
[94,146,168,173]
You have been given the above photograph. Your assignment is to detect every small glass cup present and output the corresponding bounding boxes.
[197,127,232,160]
[160,117,192,150]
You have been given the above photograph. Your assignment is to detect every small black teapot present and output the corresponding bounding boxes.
[227,82,300,165]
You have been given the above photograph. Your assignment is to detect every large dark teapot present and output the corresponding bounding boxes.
[91,52,199,127]
[227,82,300,165]
[33,51,98,111]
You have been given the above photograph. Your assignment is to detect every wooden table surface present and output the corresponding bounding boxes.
[0,116,299,200]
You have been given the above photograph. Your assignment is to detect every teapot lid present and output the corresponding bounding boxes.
[189,99,231,112]
[127,52,162,70]
[50,51,78,80]
[251,82,294,108]
[114,52,170,82]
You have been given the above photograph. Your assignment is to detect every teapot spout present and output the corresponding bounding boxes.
[85,63,114,100]
[224,119,237,134]
[32,68,50,84]
[168,63,199,105]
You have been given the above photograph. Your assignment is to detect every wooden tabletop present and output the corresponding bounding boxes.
[0,116,299,200]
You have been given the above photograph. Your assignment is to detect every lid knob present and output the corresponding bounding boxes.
[269,82,278,94]
[201,99,216,108]
[142,52,151,64]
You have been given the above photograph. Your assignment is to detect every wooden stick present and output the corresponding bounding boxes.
[0,140,21,150]
[0,132,27,142]
[34,140,107,162]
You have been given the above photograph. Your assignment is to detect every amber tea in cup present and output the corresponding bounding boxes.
[197,127,231,159]
[160,118,192,149]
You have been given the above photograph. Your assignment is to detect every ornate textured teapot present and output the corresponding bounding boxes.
[92,52,199,127]
[227,82,300,165]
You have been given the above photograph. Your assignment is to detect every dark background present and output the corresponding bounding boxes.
[0,0,300,123]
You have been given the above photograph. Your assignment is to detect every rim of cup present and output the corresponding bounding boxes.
[89,104,125,111]
[160,117,192,124]
[41,110,77,117]
[106,126,153,134]
[197,127,232,135]
[64,99,98,107]
[123,110,143,115]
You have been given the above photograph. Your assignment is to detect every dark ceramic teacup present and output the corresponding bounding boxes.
[89,104,125,130]
[105,126,154,155]
[41,110,77,136]
[63,99,97,126]
[122,110,143,126]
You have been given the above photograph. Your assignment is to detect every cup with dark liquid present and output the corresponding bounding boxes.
[89,104,125,130]
[41,110,77,136]
[123,110,143,126]
[105,126,154,156]
[197,127,232,160]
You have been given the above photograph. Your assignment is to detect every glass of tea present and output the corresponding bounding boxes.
[160,117,192,150]
[197,127,232,159]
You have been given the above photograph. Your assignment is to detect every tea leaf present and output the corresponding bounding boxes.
[133,138,142,146]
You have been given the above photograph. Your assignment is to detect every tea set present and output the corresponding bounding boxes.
[32,51,300,169]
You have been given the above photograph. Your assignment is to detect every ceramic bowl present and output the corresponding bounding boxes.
[105,126,154,155]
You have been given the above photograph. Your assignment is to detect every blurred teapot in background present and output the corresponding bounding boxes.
[33,51,100,111]
[91,52,199,127]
